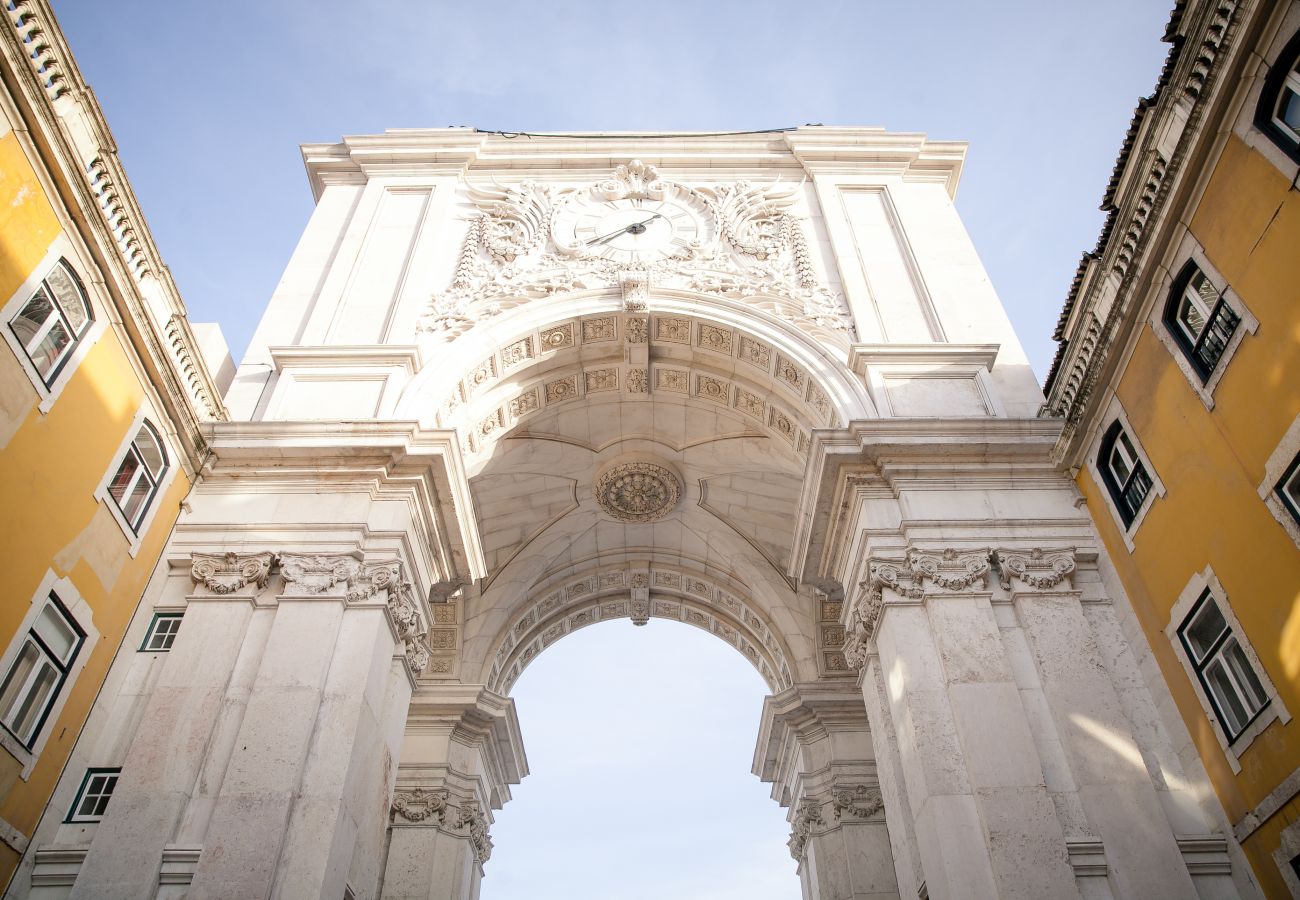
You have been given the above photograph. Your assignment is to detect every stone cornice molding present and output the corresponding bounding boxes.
[994,547,1078,592]
[790,418,1064,584]
[0,0,226,465]
[198,421,485,585]
[782,128,966,198]
[752,684,872,787]
[268,344,423,371]
[841,548,991,670]
[189,552,274,596]
[1043,0,1257,462]
[848,342,1000,374]
[404,686,529,806]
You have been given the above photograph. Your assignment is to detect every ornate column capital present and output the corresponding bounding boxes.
[390,787,449,825]
[830,784,884,822]
[279,552,361,597]
[787,798,825,861]
[453,800,493,865]
[842,546,992,669]
[994,547,1077,592]
[190,551,274,595]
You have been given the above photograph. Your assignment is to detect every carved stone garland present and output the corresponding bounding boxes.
[831,785,884,821]
[391,787,449,824]
[190,552,274,595]
[419,161,854,341]
[995,548,1077,591]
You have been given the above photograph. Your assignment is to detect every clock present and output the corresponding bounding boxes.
[553,191,715,264]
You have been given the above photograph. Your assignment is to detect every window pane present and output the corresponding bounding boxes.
[1182,599,1228,661]
[28,318,72,381]
[1177,294,1207,341]
[8,661,58,743]
[33,603,77,663]
[0,643,40,730]
[45,264,88,334]
[9,289,54,349]
[1109,444,1132,484]
[1205,658,1249,735]
[132,426,166,478]
[1278,85,1300,134]
[1281,465,1300,513]
[1223,639,1268,712]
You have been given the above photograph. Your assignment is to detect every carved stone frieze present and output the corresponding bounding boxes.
[787,798,824,861]
[996,548,1077,591]
[279,554,361,597]
[417,162,854,342]
[190,552,274,595]
[391,787,449,825]
[593,461,682,523]
[831,785,884,821]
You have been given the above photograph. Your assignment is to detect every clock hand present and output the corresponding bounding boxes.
[582,214,665,247]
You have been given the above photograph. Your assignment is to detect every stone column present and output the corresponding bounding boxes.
[998,548,1196,899]
[186,555,427,900]
[69,552,274,900]
[753,684,900,900]
[380,686,527,900]
[844,549,1078,900]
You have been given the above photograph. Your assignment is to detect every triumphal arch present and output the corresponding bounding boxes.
[11,129,1259,899]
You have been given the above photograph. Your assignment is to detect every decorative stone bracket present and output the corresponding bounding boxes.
[841,547,1078,669]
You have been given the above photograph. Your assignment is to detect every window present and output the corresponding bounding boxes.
[1276,453,1300,526]
[1098,421,1154,528]
[0,595,85,749]
[1178,591,1269,742]
[1256,31,1300,163]
[6,259,92,387]
[107,421,168,533]
[1163,261,1241,382]
[66,767,120,823]
[140,612,182,652]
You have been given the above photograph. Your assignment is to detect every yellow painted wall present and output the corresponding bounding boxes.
[0,130,189,877]
[1080,134,1300,897]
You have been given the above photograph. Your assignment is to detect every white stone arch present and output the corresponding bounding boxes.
[394,286,875,444]
[477,561,798,695]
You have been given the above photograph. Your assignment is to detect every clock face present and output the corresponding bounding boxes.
[559,196,711,263]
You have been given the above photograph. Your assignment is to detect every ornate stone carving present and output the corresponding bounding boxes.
[391,787,448,824]
[454,801,493,864]
[996,548,1077,591]
[404,633,433,675]
[190,552,274,595]
[280,554,360,596]
[831,785,884,821]
[788,798,824,861]
[624,316,648,343]
[345,560,403,603]
[584,368,618,392]
[418,162,853,342]
[387,584,423,640]
[626,368,648,393]
[910,547,992,592]
[593,461,682,523]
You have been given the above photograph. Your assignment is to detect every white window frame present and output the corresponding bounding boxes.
[1148,237,1257,410]
[139,610,183,652]
[64,767,120,824]
[0,237,107,413]
[1236,6,1300,179]
[94,403,179,556]
[1259,413,1300,549]
[1086,397,1167,551]
[0,572,100,778]
[1166,567,1290,773]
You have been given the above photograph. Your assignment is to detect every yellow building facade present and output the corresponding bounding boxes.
[1047,1,1300,895]
[0,1,225,889]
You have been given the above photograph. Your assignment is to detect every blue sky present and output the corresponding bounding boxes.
[53,1,1175,896]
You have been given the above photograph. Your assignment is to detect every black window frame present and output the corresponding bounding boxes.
[1254,30,1300,164]
[1176,590,1270,744]
[1276,452,1300,526]
[64,766,121,824]
[1097,420,1154,528]
[139,612,183,652]
[106,419,169,534]
[0,592,86,750]
[1162,260,1241,383]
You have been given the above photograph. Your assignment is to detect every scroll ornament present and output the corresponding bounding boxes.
[391,787,449,825]
[279,553,361,596]
[996,548,1076,591]
[787,798,825,861]
[454,801,493,864]
[190,551,274,595]
[832,785,884,821]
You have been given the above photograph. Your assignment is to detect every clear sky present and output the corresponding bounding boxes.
[52,1,1176,896]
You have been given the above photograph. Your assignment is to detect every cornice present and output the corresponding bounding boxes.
[269,344,423,370]
[848,342,999,374]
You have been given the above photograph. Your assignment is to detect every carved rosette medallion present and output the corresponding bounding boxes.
[593,461,682,523]
[190,552,274,595]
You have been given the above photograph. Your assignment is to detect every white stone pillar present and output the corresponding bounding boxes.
[998,549,1196,899]
[754,684,900,900]
[847,549,1078,900]
[69,552,274,900]
[379,686,526,900]
[186,555,425,900]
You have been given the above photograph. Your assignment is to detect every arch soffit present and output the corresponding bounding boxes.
[395,289,876,457]
[479,561,799,696]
